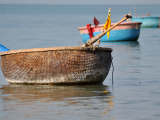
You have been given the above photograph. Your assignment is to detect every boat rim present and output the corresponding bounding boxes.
[78,22,142,30]
[0,46,112,56]
[132,16,160,18]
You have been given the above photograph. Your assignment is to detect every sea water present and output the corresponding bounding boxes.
[0,4,160,120]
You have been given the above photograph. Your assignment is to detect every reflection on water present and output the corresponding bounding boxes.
[0,84,114,119]
[100,41,140,48]
[0,84,111,102]
[81,41,140,47]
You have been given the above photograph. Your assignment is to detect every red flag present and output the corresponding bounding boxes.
[93,17,99,27]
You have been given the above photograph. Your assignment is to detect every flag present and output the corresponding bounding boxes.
[93,16,99,27]
[0,44,10,52]
[103,13,111,40]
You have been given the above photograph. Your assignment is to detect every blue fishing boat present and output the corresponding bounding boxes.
[131,16,160,28]
[78,22,142,42]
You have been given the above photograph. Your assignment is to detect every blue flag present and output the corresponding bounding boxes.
[0,44,10,52]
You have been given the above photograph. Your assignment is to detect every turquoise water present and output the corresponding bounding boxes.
[0,4,160,120]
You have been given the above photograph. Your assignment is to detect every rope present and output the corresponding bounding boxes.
[111,56,114,84]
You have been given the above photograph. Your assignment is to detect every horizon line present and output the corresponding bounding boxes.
[0,3,160,5]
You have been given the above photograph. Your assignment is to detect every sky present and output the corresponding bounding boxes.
[0,0,160,5]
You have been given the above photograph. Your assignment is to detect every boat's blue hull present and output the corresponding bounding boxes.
[131,16,160,28]
[81,28,141,42]
[78,22,142,42]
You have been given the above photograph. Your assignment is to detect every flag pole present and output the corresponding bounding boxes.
[103,8,111,40]
[106,8,111,20]
[82,14,132,47]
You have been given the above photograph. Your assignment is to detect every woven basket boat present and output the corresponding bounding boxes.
[0,46,112,84]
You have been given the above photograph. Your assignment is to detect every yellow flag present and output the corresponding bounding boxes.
[103,13,111,40]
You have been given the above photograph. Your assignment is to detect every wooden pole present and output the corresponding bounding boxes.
[134,6,137,16]
[82,14,132,47]
[129,12,131,22]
